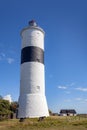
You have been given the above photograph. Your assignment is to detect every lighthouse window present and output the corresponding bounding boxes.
[37,86,40,91]
[37,58,40,62]
[37,32,39,34]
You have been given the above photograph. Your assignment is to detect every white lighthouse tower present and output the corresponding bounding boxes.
[18,20,49,118]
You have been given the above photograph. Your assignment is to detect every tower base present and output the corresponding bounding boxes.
[18,94,49,118]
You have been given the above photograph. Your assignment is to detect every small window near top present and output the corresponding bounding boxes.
[37,59,40,62]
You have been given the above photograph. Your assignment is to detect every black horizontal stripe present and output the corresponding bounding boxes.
[21,46,44,64]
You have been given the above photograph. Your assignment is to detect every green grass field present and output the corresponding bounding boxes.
[0,116,87,130]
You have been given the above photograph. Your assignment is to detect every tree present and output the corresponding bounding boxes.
[0,99,11,114]
[10,101,18,113]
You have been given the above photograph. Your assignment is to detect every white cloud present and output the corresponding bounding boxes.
[0,52,6,61]
[75,98,87,103]
[0,51,15,64]
[58,82,75,90]
[76,87,87,92]
[66,82,75,87]
[58,86,67,89]
[64,99,71,102]
[75,98,82,101]
[7,58,15,64]
[3,94,12,103]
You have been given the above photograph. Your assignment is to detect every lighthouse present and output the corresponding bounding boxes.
[18,20,49,118]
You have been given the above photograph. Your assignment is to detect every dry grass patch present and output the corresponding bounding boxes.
[0,116,87,130]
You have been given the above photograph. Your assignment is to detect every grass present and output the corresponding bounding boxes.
[0,116,87,130]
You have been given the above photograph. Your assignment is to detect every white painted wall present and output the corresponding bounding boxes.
[21,27,44,50]
[20,62,45,95]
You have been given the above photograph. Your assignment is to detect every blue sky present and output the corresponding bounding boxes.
[0,0,87,114]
